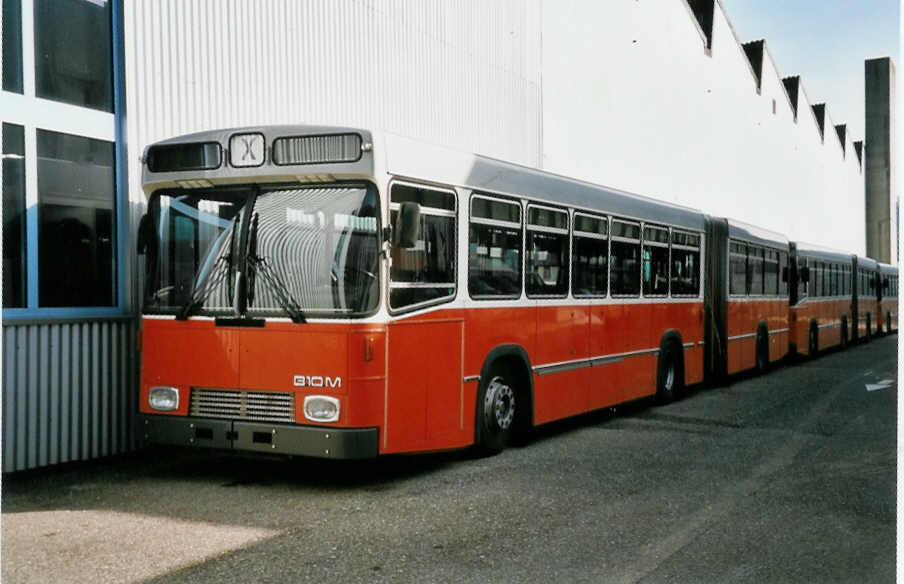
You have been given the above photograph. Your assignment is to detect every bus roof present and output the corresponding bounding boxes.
[878,262,898,275]
[858,256,879,270]
[726,218,789,250]
[794,242,855,264]
[383,133,707,232]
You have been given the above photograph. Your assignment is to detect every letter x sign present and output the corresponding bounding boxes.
[229,133,265,167]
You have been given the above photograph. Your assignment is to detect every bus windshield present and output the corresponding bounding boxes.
[143,183,381,318]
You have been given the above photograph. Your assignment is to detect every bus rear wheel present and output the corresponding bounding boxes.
[808,324,818,357]
[656,343,684,404]
[475,367,516,455]
[755,328,769,373]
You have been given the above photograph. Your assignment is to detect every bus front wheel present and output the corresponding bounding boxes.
[475,366,516,455]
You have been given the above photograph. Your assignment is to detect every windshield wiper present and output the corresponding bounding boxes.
[246,212,307,323]
[177,216,238,320]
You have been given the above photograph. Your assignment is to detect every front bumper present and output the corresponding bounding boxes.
[135,414,379,460]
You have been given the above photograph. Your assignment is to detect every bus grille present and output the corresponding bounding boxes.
[189,388,295,423]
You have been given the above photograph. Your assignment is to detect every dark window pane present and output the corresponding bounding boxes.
[471,197,520,223]
[527,231,568,296]
[642,244,669,296]
[672,231,700,247]
[764,249,778,295]
[799,259,808,299]
[2,0,23,93]
[612,220,640,240]
[748,246,764,295]
[729,241,746,295]
[779,252,788,297]
[37,130,116,307]
[610,240,640,295]
[643,225,669,244]
[671,248,699,296]
[816,263,824,297]
[528,207,567,229]
[572,236,607,297]
[469,223,521,297]
[34,0,113,111]
[574,214,607,236]
[391,183,455,211]
[146,143,222,173]
[3,123,27,307]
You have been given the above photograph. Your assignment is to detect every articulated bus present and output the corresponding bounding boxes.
[135,125,895,459]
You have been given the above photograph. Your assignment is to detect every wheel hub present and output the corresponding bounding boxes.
[485,377,515,430]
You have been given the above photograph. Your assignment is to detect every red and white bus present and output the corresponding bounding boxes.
[789,244,855,356]
[134,125,889,459]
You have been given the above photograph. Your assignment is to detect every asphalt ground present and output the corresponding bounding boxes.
[2,334,897,583]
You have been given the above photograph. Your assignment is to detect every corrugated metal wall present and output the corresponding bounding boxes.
[2,319,139,472]
[124,0,543,207]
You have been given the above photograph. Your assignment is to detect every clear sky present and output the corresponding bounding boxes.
[719,0,899,141]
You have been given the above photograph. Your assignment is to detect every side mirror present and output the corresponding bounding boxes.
[137,213,156,255]
[393,202,421,249]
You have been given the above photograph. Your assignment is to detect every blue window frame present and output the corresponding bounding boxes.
[2,0,126,321]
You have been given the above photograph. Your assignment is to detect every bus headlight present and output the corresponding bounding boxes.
[303,395,340,423]
[148,386,179,411]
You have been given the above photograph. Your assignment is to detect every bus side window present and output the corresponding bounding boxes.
[389,183,456,310]
[526,206,569,297]
[468,196,522,299]
[670,230,700,296]
[748,245,764,295]
[642,225,669,297]
[572,213,608,297]
[764,249,778,295]
[729,240,747,296]
[610,220,641,296]
[816,262,824,297]
[778,251,789,297]
[799,258,808,300]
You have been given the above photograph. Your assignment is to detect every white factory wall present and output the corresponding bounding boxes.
[543,0,866,255]
[124,0,543,206]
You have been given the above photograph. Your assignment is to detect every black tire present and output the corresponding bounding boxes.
[840,318,848,349]
[656,343,684,404]
[755,328,769,373]
[475,365,517,455]
[808,323,819,357]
